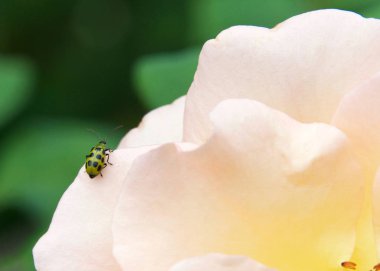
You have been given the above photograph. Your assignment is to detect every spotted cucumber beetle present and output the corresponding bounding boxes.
[85,126,122,179]
[85,140,112,178]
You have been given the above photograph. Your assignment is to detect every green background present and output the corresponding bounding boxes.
[0,0,379,269]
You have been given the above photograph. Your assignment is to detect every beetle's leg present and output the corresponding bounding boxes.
[103,163,108,168]
[100,172,103,177]
[106,153,113,165]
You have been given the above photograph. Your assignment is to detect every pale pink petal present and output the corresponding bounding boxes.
[169,254,277,271]
[118,96,185,148]
[112,99,363,271]
[33,146,156,271]
[333,72,380,170]
[184,9,380,143]
[332,73,380,267]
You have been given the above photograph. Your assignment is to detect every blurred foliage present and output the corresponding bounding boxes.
[0,0,379,270]
[0,118,122,221]
[187,0,310,44]
[362,1,380,18]
[134,48,200,108]
[0,57,35,128]
[308,0,378,10]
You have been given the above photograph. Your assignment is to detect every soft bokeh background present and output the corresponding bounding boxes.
[0,0,379,270]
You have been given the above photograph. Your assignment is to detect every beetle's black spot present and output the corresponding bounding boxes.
[89,174,96,179]
[102,149,106,154]
[93,162,98,167]
[95,148,101,151]
[100,140,106,144]
[87,161,92,167]
[97,165,102,171]
[96,154,102,159]
[89,152,94,157]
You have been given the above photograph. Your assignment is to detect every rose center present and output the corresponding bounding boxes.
[342,261,380,271]
[341,182,378,271]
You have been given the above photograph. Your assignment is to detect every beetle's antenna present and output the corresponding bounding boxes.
[86,128,102,141]
[105,125,124,142]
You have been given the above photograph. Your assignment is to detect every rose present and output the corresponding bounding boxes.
[33,9,380,271]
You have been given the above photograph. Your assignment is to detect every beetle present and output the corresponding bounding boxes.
[85,140,113,179]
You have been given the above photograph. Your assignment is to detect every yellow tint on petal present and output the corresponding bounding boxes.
[332,73,380,270]
[184,10,380,143]
[373,169,380,266]
[169,254,277,271]
[112,99,364,271]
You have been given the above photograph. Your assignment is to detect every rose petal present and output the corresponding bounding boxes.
[169,254,277,271]
[183,9,380,143]
[118,96,185,148]
[112,99,363,271]
[333,72,380,170]
[332,73,380,267]
[33,146,155,271]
